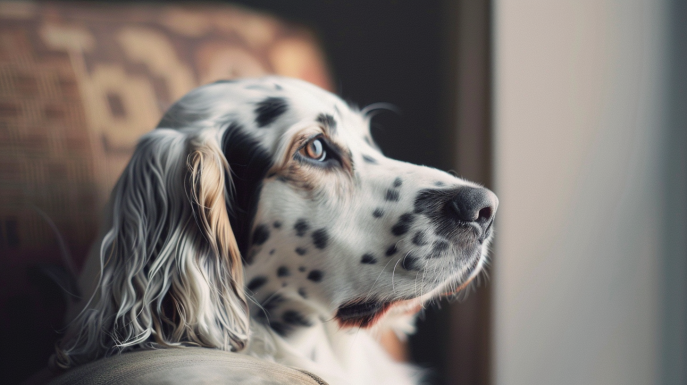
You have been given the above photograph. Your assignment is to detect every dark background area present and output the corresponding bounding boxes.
[230,0,455,169]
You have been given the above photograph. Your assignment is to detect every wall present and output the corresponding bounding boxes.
[493,1,674,384]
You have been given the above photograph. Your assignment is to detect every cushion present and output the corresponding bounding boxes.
[47,348,327,385]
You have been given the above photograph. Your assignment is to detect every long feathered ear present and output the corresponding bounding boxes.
[55,129,249,368]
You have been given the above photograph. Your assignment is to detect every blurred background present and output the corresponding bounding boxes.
[0,1,685,384]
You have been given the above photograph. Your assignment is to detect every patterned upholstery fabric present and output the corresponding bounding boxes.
[0,2,331,381]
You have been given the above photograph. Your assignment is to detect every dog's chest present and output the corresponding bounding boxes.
[246,322,418,385]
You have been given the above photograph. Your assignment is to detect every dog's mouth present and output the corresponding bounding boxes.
[335,301,394,328]
[334,298,422,329]
[335,248,485,329]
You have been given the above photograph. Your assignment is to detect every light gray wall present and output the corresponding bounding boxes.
[492,1,675,384]
[660,1,687,383]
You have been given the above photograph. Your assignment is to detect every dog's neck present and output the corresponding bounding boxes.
[244,251,418,385]
[246,300,418,385]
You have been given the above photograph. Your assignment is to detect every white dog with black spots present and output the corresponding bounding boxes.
[58,77,498,385]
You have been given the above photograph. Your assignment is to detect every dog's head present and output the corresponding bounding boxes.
[56,77,497,367]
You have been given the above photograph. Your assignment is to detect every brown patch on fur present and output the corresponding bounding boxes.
[188,138,246,304]
[268,128,354,197]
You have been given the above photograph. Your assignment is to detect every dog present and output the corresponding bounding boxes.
[55,76,498,384]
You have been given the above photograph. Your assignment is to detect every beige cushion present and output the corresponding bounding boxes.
[47,348,327,385]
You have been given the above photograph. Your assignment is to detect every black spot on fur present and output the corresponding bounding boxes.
[434,181,445,187]
[219,123,273,257]
[361,254,377,264]
[295,247,308,256]
[373,208,384,218]
[270,322,290,336]
[254,97,288,127]
[247,276,268,292]
[393,177,403,188]
[312,228,329,249]
[261,294,285,313]
[434,240,450,251]
[298,266,306,272]
[364,136,372,145]
[255,293,287,333]
[277,266,290,277]
[252,224,270,246]
[401,254,420,271]
[316,113,337,131]
[273,221,282,229]
[385,189,400,202]
[385,244,398,257]
[307,270,324,282]
[274,83,282,90]
[269,249,275,255]
[283,310,312,327]
[294,219,310,237]
[391,213,415,236]
[412,231,428,246]
[298,288,307,298]
[429,241,450,258]
[362,155,378,164]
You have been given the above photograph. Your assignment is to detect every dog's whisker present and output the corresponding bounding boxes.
[364,256,399,303]
[391,257,405,295]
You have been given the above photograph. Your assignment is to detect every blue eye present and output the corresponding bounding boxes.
[304,138,326,161]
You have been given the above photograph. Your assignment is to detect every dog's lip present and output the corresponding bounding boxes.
[334,300,393,328]
[334,297,418,329]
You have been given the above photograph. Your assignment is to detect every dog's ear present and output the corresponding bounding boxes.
[55,129,249,368]
[186,132,250,343]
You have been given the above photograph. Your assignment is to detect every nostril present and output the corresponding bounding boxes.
[478,207,493,223]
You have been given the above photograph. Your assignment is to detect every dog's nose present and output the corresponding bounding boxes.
[449,186,498,232]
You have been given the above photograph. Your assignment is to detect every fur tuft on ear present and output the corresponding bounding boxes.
[55,129,249,368]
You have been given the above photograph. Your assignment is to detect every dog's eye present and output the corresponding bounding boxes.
[295,136,342,168]
[303,138,327,161]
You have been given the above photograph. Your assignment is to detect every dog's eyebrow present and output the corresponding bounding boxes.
[315,113,337,134]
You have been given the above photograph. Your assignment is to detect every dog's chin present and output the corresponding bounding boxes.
[335,247,487,330]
